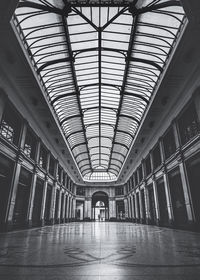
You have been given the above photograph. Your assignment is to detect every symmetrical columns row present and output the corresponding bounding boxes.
[126,161,194,227]
[6,155,76,229]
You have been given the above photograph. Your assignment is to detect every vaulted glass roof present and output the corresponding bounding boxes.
[14,0,185,181]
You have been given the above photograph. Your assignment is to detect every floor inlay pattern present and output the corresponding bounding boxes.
[0,222,200,279]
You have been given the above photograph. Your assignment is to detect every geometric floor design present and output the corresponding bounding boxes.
[0,222,200,279]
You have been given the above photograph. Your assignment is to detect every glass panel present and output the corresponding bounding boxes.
[14,0,186,181]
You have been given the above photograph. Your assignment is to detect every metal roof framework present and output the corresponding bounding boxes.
[14,0,185,181]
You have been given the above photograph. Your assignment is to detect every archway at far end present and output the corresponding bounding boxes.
[92,191,109,221]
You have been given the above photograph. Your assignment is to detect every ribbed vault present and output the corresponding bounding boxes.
[14,0,185,181]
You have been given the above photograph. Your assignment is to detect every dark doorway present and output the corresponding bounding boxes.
[116,200,125,220]
[136,192,141,222]
[60,193,64,223]
[76,200,84,221]
[156,178,169,226]
[54,189,60,223]
[92,192,109,221]
[13,167,32,228]
[186,154,200,229]
[168,168,187,228]
[32,178,44,227]
[141,189,146,223]
[44,184,52,224]
[148,184,157,225]
[0,154,14,230]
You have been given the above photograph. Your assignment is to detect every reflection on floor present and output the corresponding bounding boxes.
[0,222,200,279]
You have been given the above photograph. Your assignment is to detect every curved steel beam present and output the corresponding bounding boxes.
[66,129,85,140]
[111,151,126,159]
[116,129,133,139]
[126,57,163,72]
[118,114,140,125]
[80,82,120,91]
[51,92,75,105]
[37,57,74,73]
[113,141,129,150]
[71,142,87,151]
[75,151,89,159]
[123,92,149,104]
[17,1,62,14]
[88,136,112,141]
[86,122,115,129]
[60,114,81,126]
[89,145,111,151]
[74,47,125,58]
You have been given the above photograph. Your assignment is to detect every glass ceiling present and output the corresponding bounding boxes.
[14,0,185,181]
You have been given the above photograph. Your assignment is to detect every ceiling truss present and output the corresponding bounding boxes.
[14,0,185,181]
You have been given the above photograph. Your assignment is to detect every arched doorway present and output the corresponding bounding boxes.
[92,192,109,221]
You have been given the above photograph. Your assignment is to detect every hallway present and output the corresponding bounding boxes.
[0,222,200,280]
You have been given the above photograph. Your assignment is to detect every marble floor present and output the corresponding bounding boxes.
[0,222,200,280]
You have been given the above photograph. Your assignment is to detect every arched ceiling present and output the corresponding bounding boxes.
[14,0,185,181]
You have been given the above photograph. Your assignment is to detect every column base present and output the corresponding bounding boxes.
[55,218,60,224]
[140,218,146,224]
[60,218,64,223]
[27,220,32,228]
[49,218,55,225]
[40,219,45,227]
[83,217,91,221]
[109,217,117,222]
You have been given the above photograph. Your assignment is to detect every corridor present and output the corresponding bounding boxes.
[0,222,200,280]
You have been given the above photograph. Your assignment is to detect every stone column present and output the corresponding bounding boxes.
[72,197,76,220]
[112,198,116,219]
[138,189,144,223]
[144,182,150,224]
[123,197,128,220]
[162,167,174,226]
[68,195,72,221]
[177,153,194,226]
[65,194,69,222]
[49,180,57,225]
[173,120,194,226]
[130,194,135,221]
[40,174,48,226]
[27,165,38,227]
[128,196,132,220]
[61,192,66,223]
[109,198,115,220]
[6,154,23,230]
[86,197,92,220]
[152,176,160,226]
[56,188,62,224]
[135,191,139,222]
